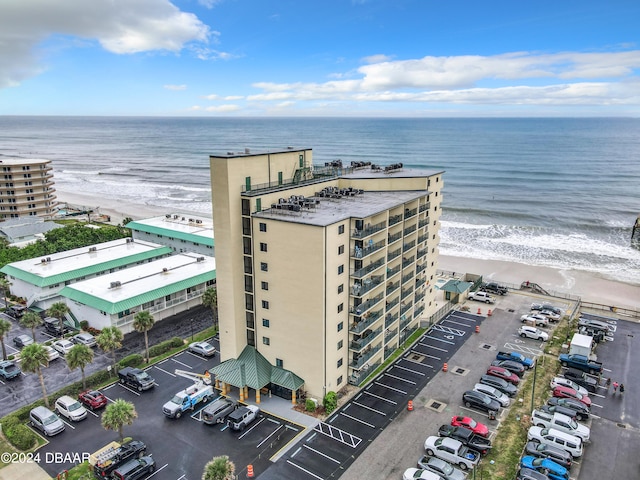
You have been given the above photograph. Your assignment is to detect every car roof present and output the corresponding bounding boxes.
[56,395,78,405]
[31,405,55,416]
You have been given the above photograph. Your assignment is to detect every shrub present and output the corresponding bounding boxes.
[5,424,37,450]
[118,354,143,369]
[305,398,317,412]
[79,320,89,331]
[323,391,338,414]
[169,337,184,348]
[148,337,183,357]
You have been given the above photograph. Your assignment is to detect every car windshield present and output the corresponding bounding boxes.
[440,462,453,474]
[43,414,59,425]
[135,372,151,381]
[68,402,82,411]
[468,419,477,428]
[170,395,182,404]
[5,365,18,373]
[569,419,578,429]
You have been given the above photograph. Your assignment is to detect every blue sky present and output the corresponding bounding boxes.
[1,0,639,116]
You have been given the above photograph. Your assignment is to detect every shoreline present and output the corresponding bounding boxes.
[55,189,639,310]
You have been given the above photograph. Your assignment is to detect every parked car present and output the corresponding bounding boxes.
[538,404,578,422]
[473,383,510,407]
[517,468,551,480]
[55,395,88,422]
[188,341,216,357]
[539,309,561,322]
[480,282,508,295]
[78,390,108,410]
[423,436,480,471]
[578,317,615,333]
[417,456,466,480]
[450,416,489,437]
[402,468,444,480]
[518,326,549,341]
[202,397,236,425]
[43,317,73,336]
[72,332,97,347]
[486,366,520,385]
[524,441,573,469]
[490,359,526,377]
[550,377,589,396]
[530,410,590,441]
[527,426,583,458]
[52,339,75,355]
[561,369,598,393]
[437,424,492,454]
[552,386,591,407]
[7,305,26,318]
[13,334,34,349]
[462,390,500,419]
[0,360,21,380]
[547,397,590,421]
[520,456,569,480]
[479,374,518,397]
[532,304,562,315]
[521,314,549,327]
[111,456,155,480]
[468,291,495,304]
[43,345,61,361]
[29,406,65,436]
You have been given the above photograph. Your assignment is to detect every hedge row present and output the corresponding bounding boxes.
[147,336,184,357]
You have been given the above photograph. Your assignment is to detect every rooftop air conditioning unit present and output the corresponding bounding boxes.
[181,217,185,221]
[89,247,97,252]
[173,215,179,219]
[125,238,133,243]
[110,281,121,288]
[46,257,51,262]
[196,220,202,224]
[162,268,168,273]
[165,214,171,219]
[188,218,194,222]
[197,256,205,262]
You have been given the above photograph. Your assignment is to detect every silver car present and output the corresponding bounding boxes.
[72,332,97,347]
[29,406,65,436]
[474,383,511,407]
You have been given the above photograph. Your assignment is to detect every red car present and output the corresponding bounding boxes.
[78,390,108,410]
[552,386,592,407]
[486,366,520,385]
[451,415,489,438]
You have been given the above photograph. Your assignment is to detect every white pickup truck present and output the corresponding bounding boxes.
[468,291,496,304]
[531,409,590,441]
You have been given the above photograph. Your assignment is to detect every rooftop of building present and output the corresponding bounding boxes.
[0,238,173,287]
[0,157,51,165]
[210,146,310,158]
[254,188,429,227]
[0,217,63,245]
[126,213,214,246]
[60,252,216,314]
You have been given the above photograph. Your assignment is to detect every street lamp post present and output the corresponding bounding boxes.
[190,318,194,342]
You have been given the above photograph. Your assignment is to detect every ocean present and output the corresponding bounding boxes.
[1,116,639,285]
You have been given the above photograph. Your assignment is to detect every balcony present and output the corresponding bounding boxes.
[400,301,413,316]
[400,314,412,331]
[385,328,398,343]
[350,327,382,352]
[403,240,416,252]
[416,263,426,275]
[350,292,384,317]
[386,264,401,279]
[350,308,383,334]
[415,304,425,317]
[385,311,399,328]
[401,286,414,301]
[388,231,402,245]
[402,271,414,285]
[402,256,415,268]
[352,257,385,279]
[415,291,425,302]
[404,207,417,219]
[418,233,428,244]
[351,345,382,369]
[387,247,402,261]
[419,217,431,228]
[386,297,400,311]
[417,249,428,259]
[353,220,387,239]
[415,277,426,289]
[389,213,403,226]
[352,239,385,259]
[419,202,431,213]
[351,275,384,297]
[404,224,417,236]
[386,281,400,296]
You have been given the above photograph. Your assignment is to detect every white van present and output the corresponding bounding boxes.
[527,426,583,458]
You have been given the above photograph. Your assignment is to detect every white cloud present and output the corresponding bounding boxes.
[224,95,244,100]
[164,84,187,91]
[202,94,219,100]
[205,104,241,112]
[361,54,393,64]
[0,0,211,88]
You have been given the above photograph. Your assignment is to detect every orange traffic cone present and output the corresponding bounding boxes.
[488,309,492,316]
[408,400,414,411]
[247,465,254,478]
[477,308,482,315]
[475,325,480,334]
[443,362,448,372]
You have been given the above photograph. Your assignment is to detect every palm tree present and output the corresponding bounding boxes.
[67,343,94,390]
[101,399,137,442]
[0,277,11,311]
[20,343,50,408]
[47,301,70,338]
[132,311,155,364]
[202,455,236,480]
[96,326,123,375]
[20,312,43,341]
[0,318,11,360]
[202,287,218,329]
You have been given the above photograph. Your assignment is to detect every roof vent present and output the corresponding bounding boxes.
[196,219,202,224]
[125,238,133,243]
[197,256,205,262]
[188,218,194,223]
[165,214,171,219]
[40,258,48,264]
[46,257,51,262]
[173,214,179,219]
[110,281,121,289]
[89,247,97,252]
[162,267,168,273]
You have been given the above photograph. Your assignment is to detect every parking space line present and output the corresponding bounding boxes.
[591,402,604,409]
[374,381,407,395]
[59,418,76,430]
[303,444,341,464]
[383,372,416,385]
[444,318,475,328]
[286,459,324,480]
[339,411,375,428]
[392,364,425,376]
[86,409,99,418]
[352,401,386,416]
[459,405,491,419]
[153,365,176,377]
[417,342,448,352]
[361,390,397,405]
[410,349,441,360]
[238,416,266,439]
[257,424,284,448]
[171,358,193,368]
[117,383,141,396]
[424,335,455,345]
[145,462,169,478]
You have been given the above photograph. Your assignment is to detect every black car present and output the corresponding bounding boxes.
[524,441,572,469]
[438,424,492,455]
[516,467,551,480]
[479,374,518,397]
[462,390,500,419]
[562,369,598,393]
[539,404,578,420]
[13,334,34,348]
[93,440,147,478]
[531,303,562,315]
[43,317,73,336]
[480,282,508,295]
[547,397,589,420]
[490,359,526,377]
[7,305,26,318]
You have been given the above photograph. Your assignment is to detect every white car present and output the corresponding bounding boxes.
[550,377,589,396]
[468,291,495,304]
[54,395,88,422]
[540,309,561,322]
[530,410,590,442]
[527,426,583,458]
[473,383,510,407]
[423,436,480,471]
[43,345,61,361]
[520,314,549,327]
[518,326,549,341]
[52,339,75,355]
[72,332,97,347]
[403,468,443,480]
[188,341,216,357]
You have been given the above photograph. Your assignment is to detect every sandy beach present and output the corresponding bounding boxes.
[55,188,639,311]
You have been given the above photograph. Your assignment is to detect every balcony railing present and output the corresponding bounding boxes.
[350,292,384,316]
[415,291,425,302]
[418,233,428,244]
[417,249,428,259]
[385,328,398,343]
[416,263,426,274]
[402,256,415,268]
[350,308,383,334]
[402,271,414,285]
[419,202,431,213]
[351,345,382,369]
[350,326,382,352]
[415,277,426,289]
[404,208,417,219]
[386,264,401,278]
[404,224,417,236]
[415,304,425,317]
[385,311,399,328]
[353,220,387,239]
[386,281,400,296]
[352,239,385,259]
[386,297,400,311]
[400,301,413,316]
[403,240,416,252]
[351,275,384,297]
[352,257,385,279]
[401,286,414,300]
[387,247,402,261]
[389,214,403,226]
[388,231,402,245]
[400,314,412,331]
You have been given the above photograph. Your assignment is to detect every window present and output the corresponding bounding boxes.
[263,337,270,346]
[245,294,254,310]
[260,262,268,272]
[338,284,344,294]
[262,300,269,309]
[338,224,345,234]
[244,256,252,274]
[242,217,251,235]
[337,322,343,332]
[244,275,253,292]
[246,312,255,329]
[276,358,283,367]
[338,265,344,275]
[338,245,344,255]
[241,198,250,215]
[256,198,262,212]
[261,281,269,291]
[259,222,267,232]
[338,303,344,313]
[243,237,252,255]
[299,154,304,167]
[278,171,283,185]
[337,358,343,368]
[260,242,268,252]
[337,340,343,350]
[262,318,270,328]
[247,330,255,347]
[245,176,252,192]
[337,376,343,385]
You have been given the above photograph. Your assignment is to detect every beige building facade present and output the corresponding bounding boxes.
[0,158,57,219]
[210,148,443,401]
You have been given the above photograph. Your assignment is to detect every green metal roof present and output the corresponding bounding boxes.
[210,346,304,391]
[59,270,216,314]
[0,246,173,287]
[440,279,473,294]
[126,221,214,247]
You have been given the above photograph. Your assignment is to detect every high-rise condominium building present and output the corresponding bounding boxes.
[210,147,443,402]
[0,158,57,219]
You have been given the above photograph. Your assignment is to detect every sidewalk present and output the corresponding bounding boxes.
[0,462,50,480]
